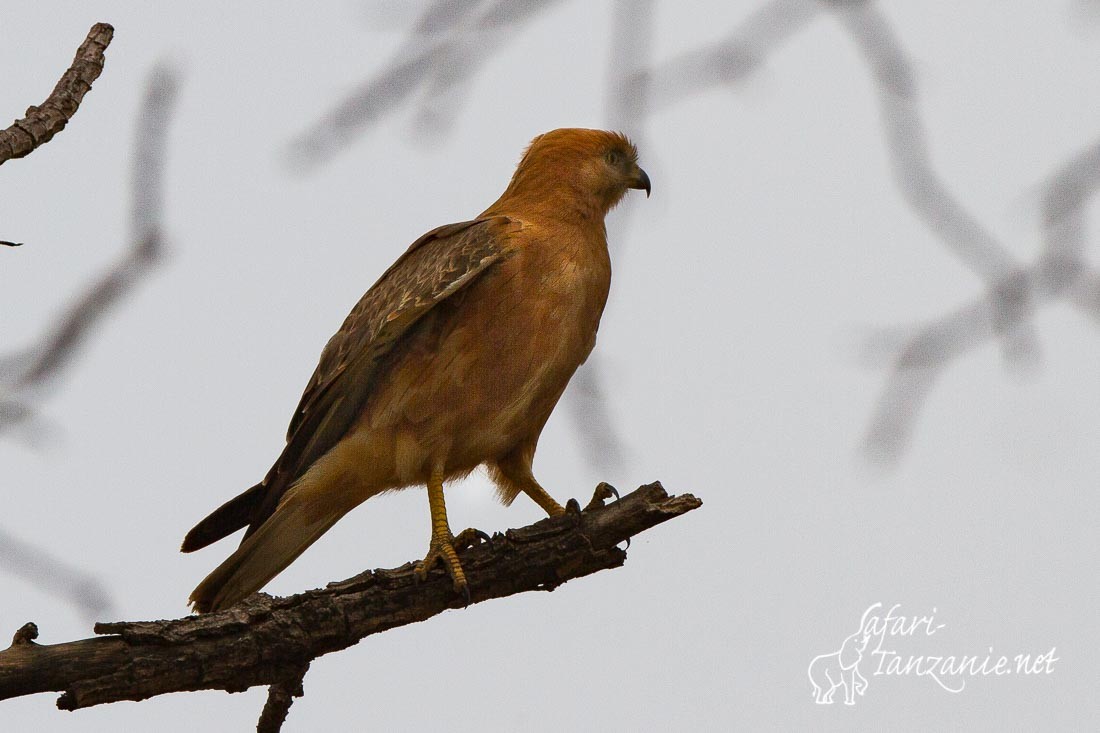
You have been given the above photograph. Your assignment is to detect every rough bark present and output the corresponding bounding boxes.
[0,482,700,716]
[0,23,114,166]
[256,664,308,733]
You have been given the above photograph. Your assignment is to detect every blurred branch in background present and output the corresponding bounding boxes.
[0,23,114,168]
[0,530,112,621]
[0,64,180,620]
[643,0,1056,466]
[833,3,1028,286]
[618,0,1100,468]
[829,1,1044,465]
[0,64,178,441]
[645,0,818,112]
[860,139,1100,465]
[286,0,563,171]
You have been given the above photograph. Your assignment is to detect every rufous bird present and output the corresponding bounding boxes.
[182,128,650,612]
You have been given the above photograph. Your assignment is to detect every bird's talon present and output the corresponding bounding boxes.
[451,527,490,551]
[585,482,619,510]
[418,532,471,596]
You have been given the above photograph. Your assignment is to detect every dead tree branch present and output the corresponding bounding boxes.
[0,483,700,719]
[0,23,114,166]
[256,664,308,733]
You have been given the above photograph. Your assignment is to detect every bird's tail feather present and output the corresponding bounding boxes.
[181,482,267,553]
[188,491,351,613]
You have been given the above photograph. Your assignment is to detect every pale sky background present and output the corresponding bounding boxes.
[2,2,1099,731]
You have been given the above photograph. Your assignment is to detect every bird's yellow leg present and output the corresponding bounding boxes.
[522,481,565,517]
[416,466,486,595]
[490,450,566,517]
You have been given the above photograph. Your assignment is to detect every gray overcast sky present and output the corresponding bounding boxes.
[2,2,1099,730]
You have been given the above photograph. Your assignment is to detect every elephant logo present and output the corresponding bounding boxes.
[807,605,876,705]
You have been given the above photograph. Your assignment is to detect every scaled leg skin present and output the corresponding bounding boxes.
[416,466,487,597]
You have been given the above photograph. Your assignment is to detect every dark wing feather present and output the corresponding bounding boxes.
[243,215,522,538]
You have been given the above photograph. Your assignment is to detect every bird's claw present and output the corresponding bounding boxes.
[584,482,620,511]
[582,483,629,548]
[454,527,491,550]
[415,527,486,599]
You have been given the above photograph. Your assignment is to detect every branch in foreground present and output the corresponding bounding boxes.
[0,23,114,166]
[256,663,308,733]
[0,482,700,714]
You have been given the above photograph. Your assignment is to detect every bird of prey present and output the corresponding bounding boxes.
[182,128,650,612]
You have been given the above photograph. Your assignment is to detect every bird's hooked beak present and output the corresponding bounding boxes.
[628,166,651,198]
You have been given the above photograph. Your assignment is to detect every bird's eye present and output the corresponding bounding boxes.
[605,150,622,166]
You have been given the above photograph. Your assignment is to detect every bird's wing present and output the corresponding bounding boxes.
[244,215,522,537]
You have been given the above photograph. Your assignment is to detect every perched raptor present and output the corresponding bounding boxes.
[182,128,650,612]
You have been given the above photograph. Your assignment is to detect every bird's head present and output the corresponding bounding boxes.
[502,128,650,218]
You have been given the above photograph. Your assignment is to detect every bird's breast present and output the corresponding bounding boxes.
[451,232,611,411]
[364,228,612,473]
